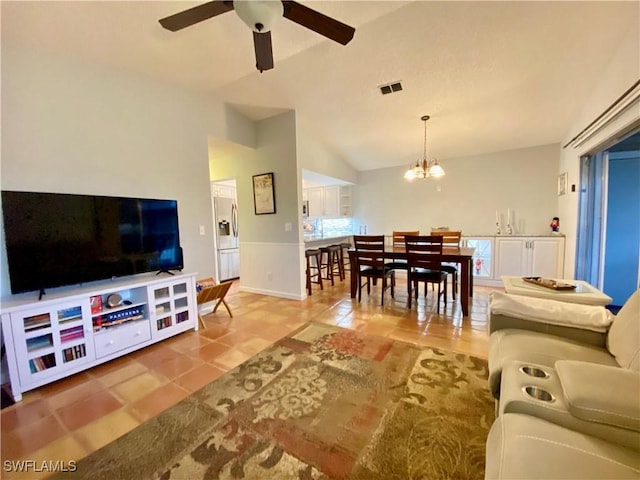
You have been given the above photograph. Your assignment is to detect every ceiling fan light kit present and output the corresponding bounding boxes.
[159,0,355,73]
[234,1,284,33]
[404,115,446,181]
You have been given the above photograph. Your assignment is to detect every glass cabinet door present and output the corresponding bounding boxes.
[463,237,494,280]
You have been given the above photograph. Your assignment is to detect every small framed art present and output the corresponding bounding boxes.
[557,172,568,196]
[252,172,276,215]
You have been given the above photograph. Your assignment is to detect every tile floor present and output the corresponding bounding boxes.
[0,275,502,479]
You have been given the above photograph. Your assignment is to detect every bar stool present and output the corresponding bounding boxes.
[339,241,351,276]
[305,249,323,295]
[320,245,343,286]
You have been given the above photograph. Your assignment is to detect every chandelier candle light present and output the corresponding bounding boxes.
[404,115,445,180]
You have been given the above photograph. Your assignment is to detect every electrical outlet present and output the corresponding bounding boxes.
[267,272,273,281]
[285,222,292,231]
[199,225,205,235]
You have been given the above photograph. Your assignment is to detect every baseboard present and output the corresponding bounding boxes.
[239,286,305,301]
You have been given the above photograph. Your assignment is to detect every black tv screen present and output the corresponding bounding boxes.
[2,191,183,294]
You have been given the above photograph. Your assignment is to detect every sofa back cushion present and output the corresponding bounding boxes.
[607,289,640,370]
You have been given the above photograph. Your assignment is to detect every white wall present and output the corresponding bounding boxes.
[297,117,358,185]
[354,144,560,236]
[0,47,229,298]
[559,25,640,279]
[209,112,306,299]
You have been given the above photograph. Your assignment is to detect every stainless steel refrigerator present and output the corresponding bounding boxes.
[214,196,240,281]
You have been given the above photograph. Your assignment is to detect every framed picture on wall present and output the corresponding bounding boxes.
[557,172,568,196]
[252,172,276,215]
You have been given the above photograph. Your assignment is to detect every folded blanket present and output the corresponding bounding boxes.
[490,291,614,332]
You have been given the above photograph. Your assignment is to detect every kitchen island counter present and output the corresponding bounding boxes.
[303,234,352,247]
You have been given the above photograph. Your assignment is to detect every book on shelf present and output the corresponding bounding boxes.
[26,334,53,351]
[58,305,83,322]
[29,353,56,373]
[157,317,172,330]
[29,359,38,374]
[96,314,144,329]
[61,325,84,343]
[43,353,55,369]
[24,314,51,331]
[64,344,86,362]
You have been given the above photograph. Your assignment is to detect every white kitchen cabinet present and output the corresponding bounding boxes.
[219,250,240,281]
[323,186,340,217]
[307,187,324,218]
[211,184,235,198]
[305,186,351,218]
[495,237,565,279]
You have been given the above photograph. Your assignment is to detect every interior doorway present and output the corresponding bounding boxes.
[575,130,640,307]
[211,179,240,282]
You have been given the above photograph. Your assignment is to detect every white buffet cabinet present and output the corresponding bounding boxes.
[0,271,197,401]
[494,236,565,279]
[463,235,565,287]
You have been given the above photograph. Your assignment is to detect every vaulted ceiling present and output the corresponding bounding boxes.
[2,1,638,171]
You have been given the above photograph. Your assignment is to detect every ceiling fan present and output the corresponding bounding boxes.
[159,0,356,73]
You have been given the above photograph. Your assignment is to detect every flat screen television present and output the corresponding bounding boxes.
[2,190,183,295]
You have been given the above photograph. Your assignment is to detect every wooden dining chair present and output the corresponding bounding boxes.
[353,235,395,305]
[404,235,448,312]
[196,277,233,329]
[386,230,420,270]
[430,230,462,300]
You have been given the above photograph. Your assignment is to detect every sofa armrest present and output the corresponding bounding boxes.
[489,292,612,347]
[556,360,640,432]
[489,314,608,347]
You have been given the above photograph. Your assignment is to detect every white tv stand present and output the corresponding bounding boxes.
[0,271,197,401]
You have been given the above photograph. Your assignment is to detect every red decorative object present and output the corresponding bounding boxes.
[475,258,484,275]
[90,295,102,314]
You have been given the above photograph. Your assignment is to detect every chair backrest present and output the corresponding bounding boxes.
[404,235,443,271]
[392,230,419,249]
[353,235,386,270]
[430,230,462,247]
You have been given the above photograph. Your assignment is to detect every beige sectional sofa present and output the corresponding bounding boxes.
[485,289,640,479]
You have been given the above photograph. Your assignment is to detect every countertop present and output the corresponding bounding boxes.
[302,233,565,243]
[303,234,352,243]
[462,233,565,237]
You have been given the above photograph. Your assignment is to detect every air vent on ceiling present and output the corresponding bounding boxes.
[379,81,403,95]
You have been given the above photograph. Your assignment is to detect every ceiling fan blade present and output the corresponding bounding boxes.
[159,0,234,32]
[282,1,355,45]
[253,31,274,73]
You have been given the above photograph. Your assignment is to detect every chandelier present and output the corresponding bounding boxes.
[404,115,445,180]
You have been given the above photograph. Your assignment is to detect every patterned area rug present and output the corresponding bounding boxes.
[55,322,494,480]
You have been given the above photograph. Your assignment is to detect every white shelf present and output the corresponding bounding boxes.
[91,301,147,319]
[1,271,198,402]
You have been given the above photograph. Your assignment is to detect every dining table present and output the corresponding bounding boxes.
[347,246,476,316]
